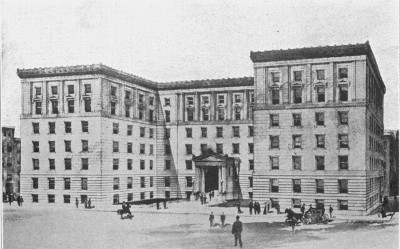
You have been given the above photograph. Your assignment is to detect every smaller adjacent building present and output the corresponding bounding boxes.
[2,127,21,197]
[383,130,399,196]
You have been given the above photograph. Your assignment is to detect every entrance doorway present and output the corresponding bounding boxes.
[204,167,219,193]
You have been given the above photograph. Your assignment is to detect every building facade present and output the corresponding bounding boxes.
[2,127,21,197]
[18,42,386,215]
[383,130,399,196]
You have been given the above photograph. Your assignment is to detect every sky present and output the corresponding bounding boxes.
[2,0,399,136]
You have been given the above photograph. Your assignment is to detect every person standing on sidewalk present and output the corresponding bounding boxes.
[75,197,79,208]
[249,201,253,215]
[221,212,226,227]
[301,203,305,215]
[209,212,215,227]
[231,215,243,247]
[329,205,333,218]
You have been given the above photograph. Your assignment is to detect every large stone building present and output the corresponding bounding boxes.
[383,130,399,196]
[2,127,21,197]
[18,41,386,215]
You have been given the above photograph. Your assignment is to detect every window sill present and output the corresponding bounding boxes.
[291,126,303,128]
[269,148,280,150]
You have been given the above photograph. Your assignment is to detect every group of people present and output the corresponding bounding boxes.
[248,201,263,215]
[208,212,243,247]
[300,203,334,218]
[75,197,93,209]
[4,193,23,207]
[209,212,227,227]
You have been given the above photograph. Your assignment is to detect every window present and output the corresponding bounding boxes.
[164,177,170,187]
[33,159,39,170]
[127,143,132,153]
[315,113,325,126]
[127,125,133,136]
[140,193,145,200]
[125,91,131,100]
[216,144,223,154]
[165,145,171,155]
[49,141,55,152]
[233,126,240,137]
[110,86,117,97]
[33,123,39,134]
[339,179,348,193]
[202,109,210,121]
[150,160,153,170]
[294,71,302,81]
[187,109,194,121]
[67,85,74,94]
[316,69,325,80]
[316,156,325,170]
[293,114,301,127]
[339,112,349,125]
[316,87,325,102]
[51,101,59,114]
[113,123,119,134]
[217,108,225,121]
[84,99,91,112]
[150,144,154,155]
[270,114,279,127]
[272,72,280,82]
[249,160,254,170]
[82,158,89,170]
[201,144,207,154]
[248,143,254,154]
[65,122,71,133]
[64,140,71,152]
[186,176,193,187]
[34,86,41,96]
[271,179,279,192]
[32,194,39,203]
[49,159,55,170]
[234,94,242,103]
[138,94,144,103]
[127,159,132,170]
[64,158,71,170]
[165,191,170,198]
[149,128,154,138]
[48,195,55,203]
[35,102,42,114]
[149,96,154,106]
[113,141,119,153]
[339,85,348,101]
[201,127,207,138]
[292,156,302,170]
[111,102,116,115]
[270,136,279,149]
[339,134,349,148]
[113,194,120,204]
[150,176,154,187]
[33,141,39,152]
[339,156,348,170]
[113,178,119,190]
[165,160,171,170]
[316,179,324,193]
[272,89,280,104]
[48,178,55,189]
[316,135,325,148]
[32,178,38,189]
[165,98,170,106]
[218,95,225,105]
[186,128,192,138]
[68,100,74,113]
[149,110,154,122]
[127,177,133,189]
[248,126,254,137]
[140,144,145,154]
[338,200,348,210]
[113,159,119,170]
[293,179,301,193]
[64,195,71,204]
[64,178,71,190]
[216,127,223,138]
[249,177,253,188]
[140,160,145,170]
[293,135,302,148]
[234,107,241,120]
[186,160,193,170]
[292,199,301,208]
[339,68,348,79]
[293,87,302,103]
[165,128,170,139]
[270,157,279,170]
[185,144,192,154]
[165,111,170,123]
[232,143,240,154]
[82,140,88,152]
[84,84,91,94]
[315,199,325,209]
[80,121,89,133]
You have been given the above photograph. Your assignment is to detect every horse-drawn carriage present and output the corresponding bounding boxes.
[285,207,329,226]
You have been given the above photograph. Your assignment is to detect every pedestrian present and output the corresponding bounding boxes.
[329,205,333,218]
[267,203,270,214]
[256,202,261,215]
[383,196,389,207]
[209,212,215,227]
[200,194,203,205]
[276,203,280,214]
[204,195,207,204]
[8,194,12,206]
[17,196,21,207]
[20,196,23,207]
[221,212,226,227]
[231,215,243,247]
[209,192,212,201]
[88,198,91,208]
[301,203,305,215]
[75,198,79,208]
[84,199,88,209]
[163,200,167,209]
[249,201,253,215]
[381,205,387,218]
[263,202,267,215]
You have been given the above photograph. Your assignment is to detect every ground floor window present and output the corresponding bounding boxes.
[270,198,279,208]
[165,191,170,198]
[48,194,55,203]
[186,191,191,200]
[292,198,301,208]
[127,193,133,201]
[81,195,88,204]
[32,194,38,203]
[339,200,348,210]
[64,195,71,203]
[248,192,253,199]
[315,199,325,209]
[113,194,119,204]
[140,192,145,200]
[150,192,154,199]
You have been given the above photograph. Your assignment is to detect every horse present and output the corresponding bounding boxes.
[284,208,303,225]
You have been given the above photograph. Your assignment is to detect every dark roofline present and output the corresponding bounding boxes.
[158,77,254,90]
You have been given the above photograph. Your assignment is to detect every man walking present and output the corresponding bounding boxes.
[329,205,333,218]
[231,215,243,247]
[249,201,253,215]
[221,212,226,227]
[209,212,215,227]
[75,197,79,208]
[301,203,305,215]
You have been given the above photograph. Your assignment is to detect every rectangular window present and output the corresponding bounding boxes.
[84,99,91,112]
[316,87,325,102]
[316,156,325,170]
[186,176,193,187]
[217,108,225,121]
[64,158,71,170]
[33,159,39,170]
[51,101,59,114]
[149,128,154,138]
[127,177,133,189]
[339,156,349,170]
[32,194,39,203]
[113,141,119,153]
[48,141,55,153]
[110,86,117,96]
[165,145,171,155]
[249,177,253,188]
[165,128,170,139]
[270,136,279,149]
[165,98,171,106]
[49,159,55,170]
[84,84,91,94]
[33,123,39,134]
[165,111,170,123]
[140,144,145,154]
[339,134,349,148]
[338,200,348,210]
[32,178,38,189]
[113,178,119,190]
[234,94,242,103]
[82,158,89,170]
[293,114,301,127]
[316,69,325,80]
[186,160,193,170]
[339,68,348,79]
[127,125,133,136]
[48,195,55,203]
[186,96,194,106]
[165,160,171,170]
[271,157,279,170]
[293,87,302,103]
[33,141,39,152]
[316,179,324,193]
[127,159,132,170]
[271,179,279,192]
[292,156,302,170]
[111,102,116,115]
[149,96,154,106]
[164,177,170,187]
[272,72,280,82]
[248,143,254,153]
[64,140,71,152]
[150,160,153,170]
[67,85,74,94]
[315,113,325,126]
[68,100,74,113]
[113,123,119,134]
[140,160,145,170]
[187,109,194,121]
[125,91,131,100]
[233,126,240,137]
[216,143,223,154]
[127,143,132,153]
[150,177,154,187]
[232,143,240,154]
[127,193,133,202]
[149,110,154,122]
[64,122,71,133]
[185,144,192,154]
[113,159,119,170]
[138,94,144,103]
[149,144,154,155]
[316,135,325,148]
[35,87,41,96]
[294,71,302,81]
[293,179,301,193]
[201,127,207,138]
[201,144,207,154]
[81,178,88,190]
[48,178,55,189]
[165,191,170,198]
[63,195,71,203]
[202,109,209,121]
[339,85,348,101]
[270,114,279,127]
[234,107,241,120]
[293,135,302,148]
[82,140,88,152]
[249,159,254,170]
[339,112,349,125]
[81,121,89,133]
[113,194,119,204]
[248,126,254,137]
[218,95,225,105]
[35,102,42,115]
[216,127,223,138]
[339,179,348,193]
[186,128,192,138]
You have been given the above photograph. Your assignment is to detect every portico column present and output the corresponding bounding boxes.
[201,168,205,193]
[222,166,226,193]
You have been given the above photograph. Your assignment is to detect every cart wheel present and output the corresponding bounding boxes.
[303,218,310,224]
